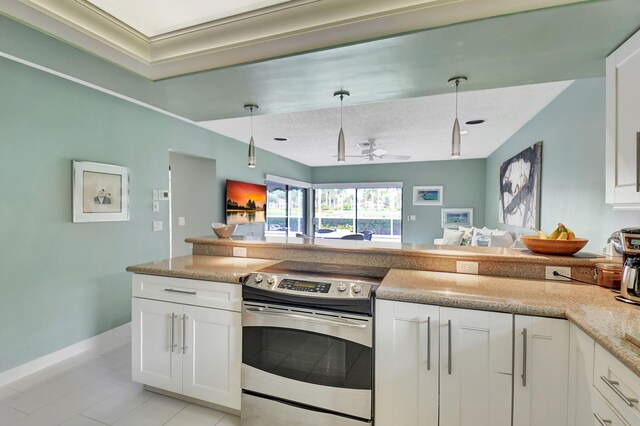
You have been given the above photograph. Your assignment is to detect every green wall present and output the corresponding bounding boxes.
[485,78,638,252]
[0,56,310,373]
[312,160,487,244]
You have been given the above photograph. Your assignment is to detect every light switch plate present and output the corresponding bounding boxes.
[152,190,159,201]
[152,201,160,212]
[456,261,479,274]
[407,215,416,221]
[233,247,247,257]
[159,190,170,200]
[178,216,186,226]
[153,221,163,231]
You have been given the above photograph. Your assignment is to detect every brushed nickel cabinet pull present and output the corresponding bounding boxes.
[522,328,528,387]
[164,288,197,295]
[636,132,639,192]
[170,313,177,352]
[427,316,431,371]
[447,319,452,375]
[182,314,189,354]
[601,375,639,406]
[593,412,612,425]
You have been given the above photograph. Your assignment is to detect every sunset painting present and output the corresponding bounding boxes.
[226,180,267,224]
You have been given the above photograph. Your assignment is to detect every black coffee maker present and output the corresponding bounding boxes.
[619,228,640,304]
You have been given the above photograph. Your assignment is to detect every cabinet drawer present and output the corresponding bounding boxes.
[593,390,630,426]
[594,344,640,425]
[132,274,242,312]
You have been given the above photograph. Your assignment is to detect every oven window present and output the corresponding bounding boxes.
[243,327,371,390]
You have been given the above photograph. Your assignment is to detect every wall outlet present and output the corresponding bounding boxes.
[153,221,163,231]
[233,247,247,257]
[456,261,479,275]
[152,201,160,212]
[178,216,186,226]
[545,266,571,281]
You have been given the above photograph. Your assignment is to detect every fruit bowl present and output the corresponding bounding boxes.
[520,236,589,256]
[211,223,237,239]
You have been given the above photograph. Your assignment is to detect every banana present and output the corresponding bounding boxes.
[548,224,562,240]
[564,225,576,240]
[558,231,568,240]
[530,227,548,239]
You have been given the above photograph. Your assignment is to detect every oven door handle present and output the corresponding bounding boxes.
[244,306,368,328]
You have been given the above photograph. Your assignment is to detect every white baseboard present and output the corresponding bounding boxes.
[0,322,131,387]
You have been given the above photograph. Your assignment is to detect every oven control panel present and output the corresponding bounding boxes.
[245,273,372,299]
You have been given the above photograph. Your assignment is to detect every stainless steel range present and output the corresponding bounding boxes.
[240,261,389,426]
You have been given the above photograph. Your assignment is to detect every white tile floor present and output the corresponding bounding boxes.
[0,344,240,426]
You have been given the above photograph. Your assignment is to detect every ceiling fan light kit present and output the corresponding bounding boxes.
[448,76,467,159]
[333,90,350,162]
[244,104,259,168]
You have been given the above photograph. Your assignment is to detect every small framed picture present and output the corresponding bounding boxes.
[412,185,443,206]
[73,160,130,223]
[441,208,473,228]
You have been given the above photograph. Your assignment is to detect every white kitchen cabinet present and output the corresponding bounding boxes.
[131,274,241,410]
[132,297,183,394]
[606,28,640,208]
[514,315,570,426]
[376,301,512,426]
[439,307,512,426]
[182,304,241,409]
[375,300,439,426]
[567,324,596,426]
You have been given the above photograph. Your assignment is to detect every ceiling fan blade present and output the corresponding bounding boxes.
[372,148,388,157]
[380,154,411,160]
[331,155,366,157]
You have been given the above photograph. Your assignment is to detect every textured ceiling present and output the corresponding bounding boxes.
[200,81,573,166]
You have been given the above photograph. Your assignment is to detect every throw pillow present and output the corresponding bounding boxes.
[458,226,476,246]
[442,228,464,245]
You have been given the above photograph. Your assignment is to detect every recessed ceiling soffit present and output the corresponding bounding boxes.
[3,0,587,80]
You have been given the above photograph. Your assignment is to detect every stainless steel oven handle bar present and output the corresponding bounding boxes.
[244,306,368,328]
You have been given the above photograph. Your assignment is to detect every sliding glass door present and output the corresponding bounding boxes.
[314,186,402,241]
[266,181,307,236]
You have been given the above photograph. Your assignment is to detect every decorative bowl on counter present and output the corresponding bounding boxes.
[520,235,589,256]
[211,223,238,239]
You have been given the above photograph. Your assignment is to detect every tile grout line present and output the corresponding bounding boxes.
[162,402,189,425]
[80,413,110,425]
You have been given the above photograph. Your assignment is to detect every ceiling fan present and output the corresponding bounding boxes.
[348,139,411,162]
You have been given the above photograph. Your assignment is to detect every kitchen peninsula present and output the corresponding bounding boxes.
[127,236,640,426]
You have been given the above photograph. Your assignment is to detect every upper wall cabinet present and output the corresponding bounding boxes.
[606,28,640,209]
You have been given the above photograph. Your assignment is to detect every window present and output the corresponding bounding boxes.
[313,184,402,241]
[265,177,309,236]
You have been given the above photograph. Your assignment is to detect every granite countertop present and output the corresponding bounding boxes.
[187,236,606,267]
[125,255,280,284]
[378,270,640,376]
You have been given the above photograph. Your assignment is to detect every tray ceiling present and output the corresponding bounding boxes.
[1,0,587,80]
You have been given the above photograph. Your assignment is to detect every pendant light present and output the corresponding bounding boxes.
[244,104,258,168]
[448,76,467,158]
[333,90,350,162]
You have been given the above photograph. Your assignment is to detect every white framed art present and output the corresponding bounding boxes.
[441,208,473,228]
[73,160,130,223]
[412,185,443,206]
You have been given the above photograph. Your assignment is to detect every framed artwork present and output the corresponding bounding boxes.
[499,141,542,229]
[441,208,473,228]
[412,185,443,206]
[73,160,130,223]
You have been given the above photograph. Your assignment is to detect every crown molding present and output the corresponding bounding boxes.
[2,0,587,80]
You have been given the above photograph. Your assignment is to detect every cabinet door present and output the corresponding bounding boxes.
[567,324,595,426]
[375,300,439,426]
[132,298,183,394]
[514,315,570,426]
[606,28,640,207]
[182,304,241,409]
[439,307,512,426]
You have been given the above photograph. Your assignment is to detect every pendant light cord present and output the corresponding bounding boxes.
[340,94,344,127]
[455,79,459,119]
[250,106,254,136]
